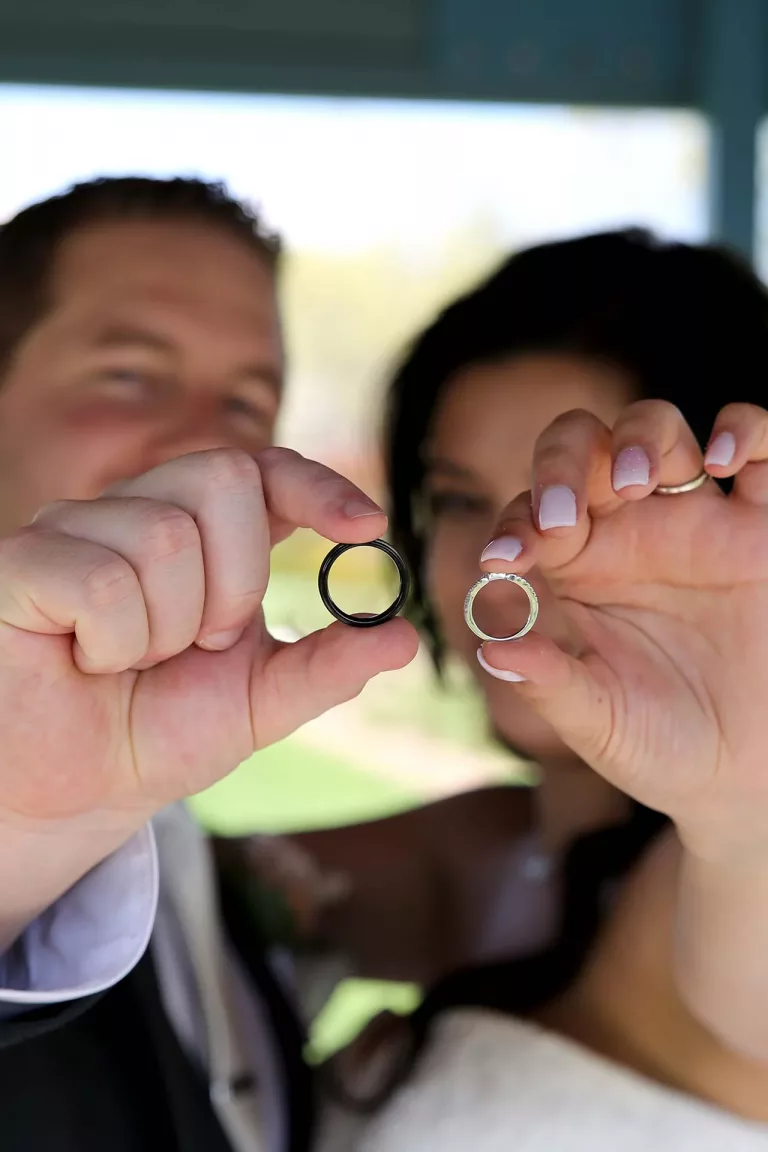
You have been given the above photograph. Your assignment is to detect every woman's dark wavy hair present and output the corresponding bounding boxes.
[330,228,768,1109]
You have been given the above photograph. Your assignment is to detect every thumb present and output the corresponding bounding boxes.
[251,617,418,748]
[478,632,613,768]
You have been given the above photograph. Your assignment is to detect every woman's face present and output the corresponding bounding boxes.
[423,353,634,760]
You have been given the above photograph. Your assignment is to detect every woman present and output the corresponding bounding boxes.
[321,229,768,1149]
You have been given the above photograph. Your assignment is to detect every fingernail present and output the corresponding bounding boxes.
[197,628,244,651]
[538,485,577,530]
[613,446,650,491]
[343,497,384,519]
[705,431,736,468]
[480,536,523,564]
[477,647,527,682]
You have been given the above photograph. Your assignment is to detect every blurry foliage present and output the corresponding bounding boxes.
[190,739,419,836]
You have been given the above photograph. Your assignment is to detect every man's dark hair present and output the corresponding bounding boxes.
[0,175,282,376]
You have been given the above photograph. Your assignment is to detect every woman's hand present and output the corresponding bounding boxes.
[478,400,768,862]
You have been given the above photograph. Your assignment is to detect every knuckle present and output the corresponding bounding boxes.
[545,408,599,436]
[620,399,680,434]
[257,446,301,469]
[536,442,570,470]
[137,505,198,560]
[537,410,600,456]
[79,556,138,612]
[197,446,261,492]
[627,398,676,418]
[718,401,761,424]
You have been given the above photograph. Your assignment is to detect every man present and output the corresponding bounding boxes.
[0,177,529,1152]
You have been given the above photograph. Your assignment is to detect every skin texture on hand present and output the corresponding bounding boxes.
[0,446,417,951]
[475,400,768,859]
[472,398,768,1065]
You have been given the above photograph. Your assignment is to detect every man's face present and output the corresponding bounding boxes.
[0,217,283,532]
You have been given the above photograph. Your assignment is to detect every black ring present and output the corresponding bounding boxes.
[318,539,410,628]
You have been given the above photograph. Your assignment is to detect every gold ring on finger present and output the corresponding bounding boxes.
[655,470,709,495]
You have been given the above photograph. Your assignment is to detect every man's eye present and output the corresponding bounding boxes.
[100,368,153,389]
[225,396,268,423]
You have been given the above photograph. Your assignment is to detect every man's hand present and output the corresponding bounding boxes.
[0,447,417,948]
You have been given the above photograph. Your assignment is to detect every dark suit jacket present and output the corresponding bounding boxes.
[0,870,315,1152]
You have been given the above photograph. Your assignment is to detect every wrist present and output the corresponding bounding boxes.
[675,809,768,872]
[678,843,768,913]
[0,806,151,953]
[676,834,768,1062]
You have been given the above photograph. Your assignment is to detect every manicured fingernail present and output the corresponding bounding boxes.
[613,446,650,491]
[477,647,527,682]
[480,536,523,564]
[705,431,736,468]
[538,485,577,530]
[197,628,244,651]
[343,497,384,519]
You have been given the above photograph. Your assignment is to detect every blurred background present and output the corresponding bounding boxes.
[0,0,764,1054]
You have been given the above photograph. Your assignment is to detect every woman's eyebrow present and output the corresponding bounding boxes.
[423,456,479,481]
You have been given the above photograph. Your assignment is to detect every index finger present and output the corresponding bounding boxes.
[255,447,387,545]
[106,448,387,648]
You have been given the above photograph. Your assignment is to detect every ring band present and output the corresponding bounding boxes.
[655,470,709,495]
[318,539,409,628]
[464,573,539,643]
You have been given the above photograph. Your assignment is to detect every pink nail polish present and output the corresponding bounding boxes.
[539,485,577,530]
[480,536,523,564]
[613,446,650,491]
[705,431,736,468]
[477,648,527,682]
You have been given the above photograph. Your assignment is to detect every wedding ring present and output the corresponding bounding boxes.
[464,573,539,643]
[318,540,409,628]
[655,470,709,495]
